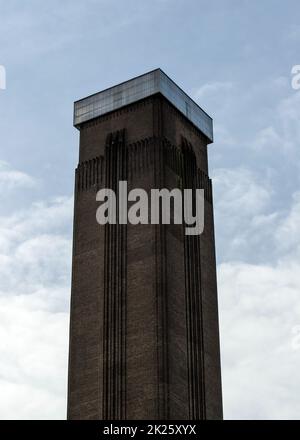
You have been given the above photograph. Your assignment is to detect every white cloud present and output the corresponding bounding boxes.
[277,92,300,152]
[0,294,68,420]
[194,81,233,100]
[215,164,300,418]
[248,86,300,155]
[0,197,73,306]
[219,258,300,419]
[0,164,72,419]
[213,166,277,263]
[213,167,272,217]
[253,126,283,151]
[275,191,300,257]
[0,161,35,190]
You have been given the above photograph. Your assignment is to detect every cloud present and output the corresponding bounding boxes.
[0,163,72,419]
[212,166,278,263]
[252,91,300,155]
[0,196,73,309]
[0,161,35,190]
[215,164,300,418]
[0,294,68,420]
[277,92,300,151]
[213,167,272,217]
[219,257,300,419]
[275,191,300,258]
[194,81,234,100]
[253,126,283,151]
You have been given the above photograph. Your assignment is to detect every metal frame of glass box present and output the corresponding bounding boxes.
[73,68,213,142]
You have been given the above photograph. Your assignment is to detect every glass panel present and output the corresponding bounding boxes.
[74,69,213,141]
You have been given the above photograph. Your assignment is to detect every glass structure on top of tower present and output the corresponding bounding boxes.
[73,68,213,142]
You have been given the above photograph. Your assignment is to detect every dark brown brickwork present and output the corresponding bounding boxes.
[67,93,223,419]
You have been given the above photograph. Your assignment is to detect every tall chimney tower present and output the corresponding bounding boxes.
[67,69,222,420]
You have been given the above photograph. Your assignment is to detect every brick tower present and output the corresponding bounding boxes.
[67,69,222,420]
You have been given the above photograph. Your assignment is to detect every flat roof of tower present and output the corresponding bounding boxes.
[73,68,213,142]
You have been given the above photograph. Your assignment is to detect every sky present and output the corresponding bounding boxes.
[0,0,300,419]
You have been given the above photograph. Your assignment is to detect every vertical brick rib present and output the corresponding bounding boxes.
[102,129,127,419]
[153,139,169,420]
[181,137,206,420]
